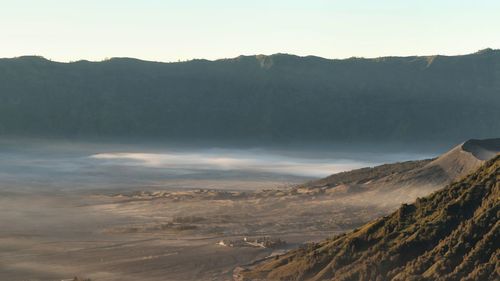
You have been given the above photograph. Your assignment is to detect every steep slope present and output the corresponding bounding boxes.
[0,49,499,143]
[236,155,500,281]
[421,138,500,181]
[462,138,500,160]
[302,139,500,198]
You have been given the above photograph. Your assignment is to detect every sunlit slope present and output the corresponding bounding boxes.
[237,155,499,281]
[301,138,500,198]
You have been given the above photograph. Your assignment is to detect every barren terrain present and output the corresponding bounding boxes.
[1,182,396,281]
[0,141,438,281]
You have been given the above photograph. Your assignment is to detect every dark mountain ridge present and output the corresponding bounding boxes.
[1,49,499,143]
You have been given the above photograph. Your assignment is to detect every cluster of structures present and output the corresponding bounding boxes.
[217,236,286,249]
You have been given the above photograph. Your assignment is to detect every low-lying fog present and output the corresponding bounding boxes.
[0,138,445,281]
[0,139,437,193]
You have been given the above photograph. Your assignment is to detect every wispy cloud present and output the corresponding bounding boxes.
[90,151,369,178]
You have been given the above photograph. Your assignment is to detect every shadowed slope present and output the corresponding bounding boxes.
[237,155,499,281]
[424,138,500,181]
[462,138,500,160]
[1,50,499,142]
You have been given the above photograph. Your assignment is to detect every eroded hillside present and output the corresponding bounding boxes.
[237,155,499,281]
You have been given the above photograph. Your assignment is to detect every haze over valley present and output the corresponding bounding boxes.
[1,136,498,281]
[1,1,499,280]
[1,50,499,280]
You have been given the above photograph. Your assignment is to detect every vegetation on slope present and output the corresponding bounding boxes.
[1,50,499,142]
[238,155,500,281]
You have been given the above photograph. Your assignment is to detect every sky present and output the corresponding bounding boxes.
[1,0,499,62]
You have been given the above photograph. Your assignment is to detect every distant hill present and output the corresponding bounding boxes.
[235,154,500,281]
[293,138,500,205]
[0,49,499,143]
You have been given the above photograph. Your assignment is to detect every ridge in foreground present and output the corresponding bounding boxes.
[236,155,500,281]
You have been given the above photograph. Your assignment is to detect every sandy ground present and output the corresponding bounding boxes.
[0,141,436,281]
[0,180,395,281]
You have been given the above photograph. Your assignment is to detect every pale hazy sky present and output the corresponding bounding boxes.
[1,0,499,62]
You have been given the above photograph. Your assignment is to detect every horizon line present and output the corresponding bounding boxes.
[1,48,497,64]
